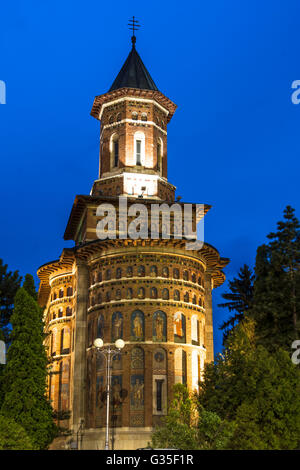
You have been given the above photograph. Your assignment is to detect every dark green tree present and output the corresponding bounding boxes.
[251,205,300,351]
[23,274,38,301]
[218,264,254,342]
[151,384,234,450]
[199,318,300,449]
[0,259,22,342]
[0,414,34,450]
[1,288,56,449]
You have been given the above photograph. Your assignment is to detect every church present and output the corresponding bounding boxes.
[38,30,229,450]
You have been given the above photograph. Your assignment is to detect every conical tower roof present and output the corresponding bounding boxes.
[109,37,158,92]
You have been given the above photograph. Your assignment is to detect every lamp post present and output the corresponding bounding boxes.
[93,337,125,450]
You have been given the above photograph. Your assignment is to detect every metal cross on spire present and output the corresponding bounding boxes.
[128,16,140,46]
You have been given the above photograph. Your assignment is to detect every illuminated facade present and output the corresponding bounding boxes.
[38,35,229,450]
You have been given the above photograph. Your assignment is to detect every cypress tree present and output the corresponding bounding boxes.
[23,274,38,301]
[1,288,56,449]
[0,259,22,342]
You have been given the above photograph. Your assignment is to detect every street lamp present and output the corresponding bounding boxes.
[93,337,125,450]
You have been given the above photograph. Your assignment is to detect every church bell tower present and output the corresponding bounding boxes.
[90,33,177,201]
[38,23,229,450]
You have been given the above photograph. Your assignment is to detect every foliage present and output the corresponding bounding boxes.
[0,259,22,342]
[199,318,300,449]
[218,264,254,343]
[250,205,300,352]
[23,274,38,300]
[0,413,34,450]
[151,384,233,450]
[1,288,57,449]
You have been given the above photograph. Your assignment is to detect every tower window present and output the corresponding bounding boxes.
[110,134,119,169]
[136,140,142,165]
[114,139,119,167]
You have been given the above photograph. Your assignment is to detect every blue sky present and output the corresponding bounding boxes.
[1,0,299,353]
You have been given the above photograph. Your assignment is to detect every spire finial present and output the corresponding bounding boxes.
[128,16,140,47]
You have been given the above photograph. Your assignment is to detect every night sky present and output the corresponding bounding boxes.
[1,0,300,354]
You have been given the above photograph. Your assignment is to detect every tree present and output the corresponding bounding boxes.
[218,264,254,343]
[199,319,300,449]
[0,259,22,342]
[151,384,233,450]
[0,414,34,450]
[151,384,198,450]
[1,288,57,449]
[23,274,38,301]
[251,205,300,351]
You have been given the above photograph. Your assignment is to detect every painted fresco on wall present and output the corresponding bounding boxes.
[96,352,105,372]
[112,353,122,370]
[130,374,144,410]
[131,346,144,369]
[153,311,167,342]
[153,347,167,370]
[97,314,104,339]
[60,383,69,411]
[112,312,123,341]
[111,375,122,409]
[174,312,186,343]
[96,375,105,408]
[131,310,144,341]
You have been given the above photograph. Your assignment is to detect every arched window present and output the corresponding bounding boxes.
[131,346,144,369]
[97,292,102,304]
[162,288,169,300]
[131,310,145,341]
[150,265,157,277]
[116,112,121,122]
[137,287,145,299]
[153,311,167,342]
[157,138,163,173]
[162,266,169,278]
[174,312,186,343]
[151,287,158,299]
[138,265,145,277]
[184,292,189,303]
[192,295,197,304]
[115,289,121,300]
[127,288,133,299]
[67,286,73,296]
[134,131,145,166]
[127,266,133,277]
[191,315,199,344]
[109,115,114,124]
[97,314,104,339]
[66,306,72,316]
[174,289,180,301]
[110,134,119,168]
[174,348,187,384]
[132,111,138,120]
[105,268,111,280]
[191,273,196,283]
[173,268,179,279]
[112,312,123,341]
[61,327,71,355]
[58,308,63,318]
[141,112,147,121]
[183,270,189,281]
[59,288,64,298]
[116,267,122,279]
[106,291,111,302]
[97,271,102,282]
